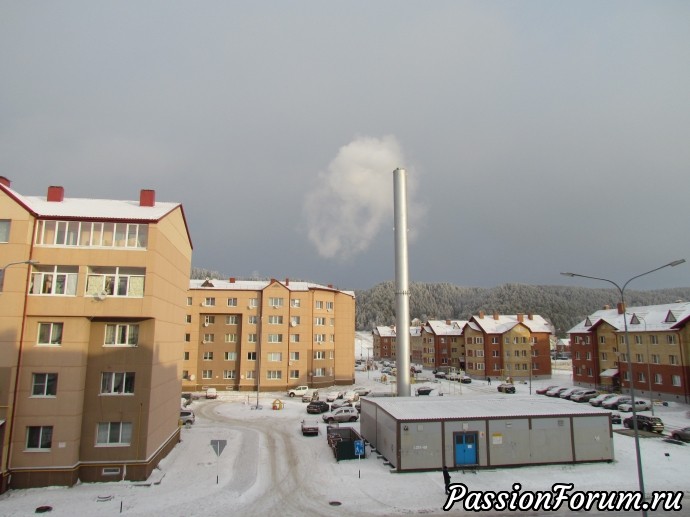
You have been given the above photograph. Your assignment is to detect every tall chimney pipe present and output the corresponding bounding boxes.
[393,168,411,396]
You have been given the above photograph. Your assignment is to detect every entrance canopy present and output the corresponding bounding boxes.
[600,368,619,378]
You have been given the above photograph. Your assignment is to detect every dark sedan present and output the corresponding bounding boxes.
[497,383,516,394]
[306,400,330,414]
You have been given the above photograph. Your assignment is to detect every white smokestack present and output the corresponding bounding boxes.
[393,168,411,396]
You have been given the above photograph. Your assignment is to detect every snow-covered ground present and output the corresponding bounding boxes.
[1,335,689,516]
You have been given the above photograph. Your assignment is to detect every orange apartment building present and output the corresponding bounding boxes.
[0,178,192,491]
[567,302,690,403]
[184,277,355,392]
[420,320,466,371]
[372,325,422,364]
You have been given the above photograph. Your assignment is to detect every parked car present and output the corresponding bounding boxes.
[559,387,584,400]
[460,376,472,384]
[416,386,433,396]
[434,371,447,379]
[306,400,330,414]
[301,419,319,436]
[589,393,619,407]
[623,414,664,433]
[179,409,195,425]
[670,427,690,442]
[302,389,319,403]
[602,396,631,410]
[497,383,516,394]
[322,407,359,423]
[352,386,371,396]
[618,399,652,412]
[536,385,559,395]
[545,386,568,397]
[342,390,360,402]
[354,401,361,413]
[326,391,344,402]
[205,388,217,399]
[610,412,622,424]
[331,399,353,409]
[447,371,461,381]
[570,389,599,402]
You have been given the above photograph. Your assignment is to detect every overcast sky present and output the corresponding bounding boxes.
[2,2,689,291]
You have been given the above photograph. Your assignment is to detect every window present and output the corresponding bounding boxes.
[599,336,606,344]
[227,298,238,307]
[37,322,63,345]
[650,335,658,345]
[291,299,301,308]
[672,375,681,387]
[35,220,148,248]
[268,352,282,362]
[204,315,215,325]
[186,297,192,306]
[290,334,300,343]
[96,422,132,446]
[669,355,678,365]
[100,372,135,394]
[637,372,645,382]
[634,335,643,345]
[267,370,282,380]
[491,337,499,345]
[315,317,326,326]
[203,352,213,361]
[290,316,300,326]
[186,315,192,323]
[504,337,509,344]
[326,301,334,310]
[203,333,215,343]
[585,351,591,360]
[314,368,325,377]
[314,351,325,360]
[249,298,258,308]
[185,333,191,342]
[104,324,139,346]
[225,315,238,325]
[601,352,608,361]
[224,334,237,343]
[314,334,325,343]
[248,334,257,343]
[290,352,300,361]
[620,336,625,345]
[635,354,643,363]
[203,297,215,307]
[651,354,660,364]
[30,266,78,295]
[248,316,258,324]
[26,426,52,450]
[666,335,677,345]
[290,370,299,379]
[86,267,145,297]
[202,370,212,379]
[182,370,189,379]
[0,219,10,242]
[223,370,236,379]
[654,373,662,384]
[269,297,284,308]
[32,373,58,397]
[492,350,499,357]
[268,315,283,325]
[587,368,593,376]
[476,350,484,357]
[247,352,257,361]
[183,352,190,361]
[315,301,323,309]
[224,352,237,361]
[246,370,255,379]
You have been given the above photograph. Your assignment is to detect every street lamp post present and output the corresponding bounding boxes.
[561,259,685,516]
[0,260,39,291]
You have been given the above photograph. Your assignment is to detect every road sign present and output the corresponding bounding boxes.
[210,439,227,457]
[354,439,364,457]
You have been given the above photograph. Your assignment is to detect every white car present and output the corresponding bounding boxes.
[326,391,344,402]
[618,400,651,412]
[342,390,360,402]
[351,386,371,396]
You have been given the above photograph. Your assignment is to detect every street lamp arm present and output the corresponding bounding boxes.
[560,272,623,297]
[621,259,686,293]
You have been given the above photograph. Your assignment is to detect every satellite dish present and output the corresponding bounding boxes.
[93,291,108,301]
[189,374,196,381]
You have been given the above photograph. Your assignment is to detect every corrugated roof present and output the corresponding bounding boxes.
[364,396,608,421]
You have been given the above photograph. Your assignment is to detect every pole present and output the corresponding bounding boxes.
[393,168,411,396]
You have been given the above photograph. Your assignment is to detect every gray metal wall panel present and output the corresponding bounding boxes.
[375,410,398,467]
[399,421,443,470]
[487,419,531,466]
[529,417,573,463]
[572,415,614,461]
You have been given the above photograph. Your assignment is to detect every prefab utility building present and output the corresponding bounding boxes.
[360,397,614,472]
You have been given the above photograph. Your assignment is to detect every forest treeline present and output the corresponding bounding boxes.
[355,282,690,336]
[190,269,690,337]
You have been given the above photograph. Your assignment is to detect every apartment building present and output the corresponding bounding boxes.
[0,178,192,491]
[184,278,355,391]
[371,325,422,364]
[420,320,466,370]
[567,302,690,402]
[465,312,552,381]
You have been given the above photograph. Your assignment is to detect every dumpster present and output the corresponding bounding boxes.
[326,425,366,461]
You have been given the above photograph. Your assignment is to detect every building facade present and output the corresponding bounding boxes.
[567,302,690,403]
[0,178,192,491]
[371,325,422,364]
[184,278,355,392]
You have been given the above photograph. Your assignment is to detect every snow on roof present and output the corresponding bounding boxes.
[472,314,552,334]
[566,301,690,334]
[374,326,423,337]
[364,396,608,421]
[9,191,181,221]
[188,278,354,297]
[425,320,466,336]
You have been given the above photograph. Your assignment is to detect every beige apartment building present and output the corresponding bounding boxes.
[0,178,192,491]
[184,278,355,391]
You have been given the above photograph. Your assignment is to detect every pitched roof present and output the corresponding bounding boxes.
[566,302,690,334]
[472,314,552,334]
[189,278,355,297]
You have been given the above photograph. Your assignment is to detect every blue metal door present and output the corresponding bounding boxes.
[454,432,477,465]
